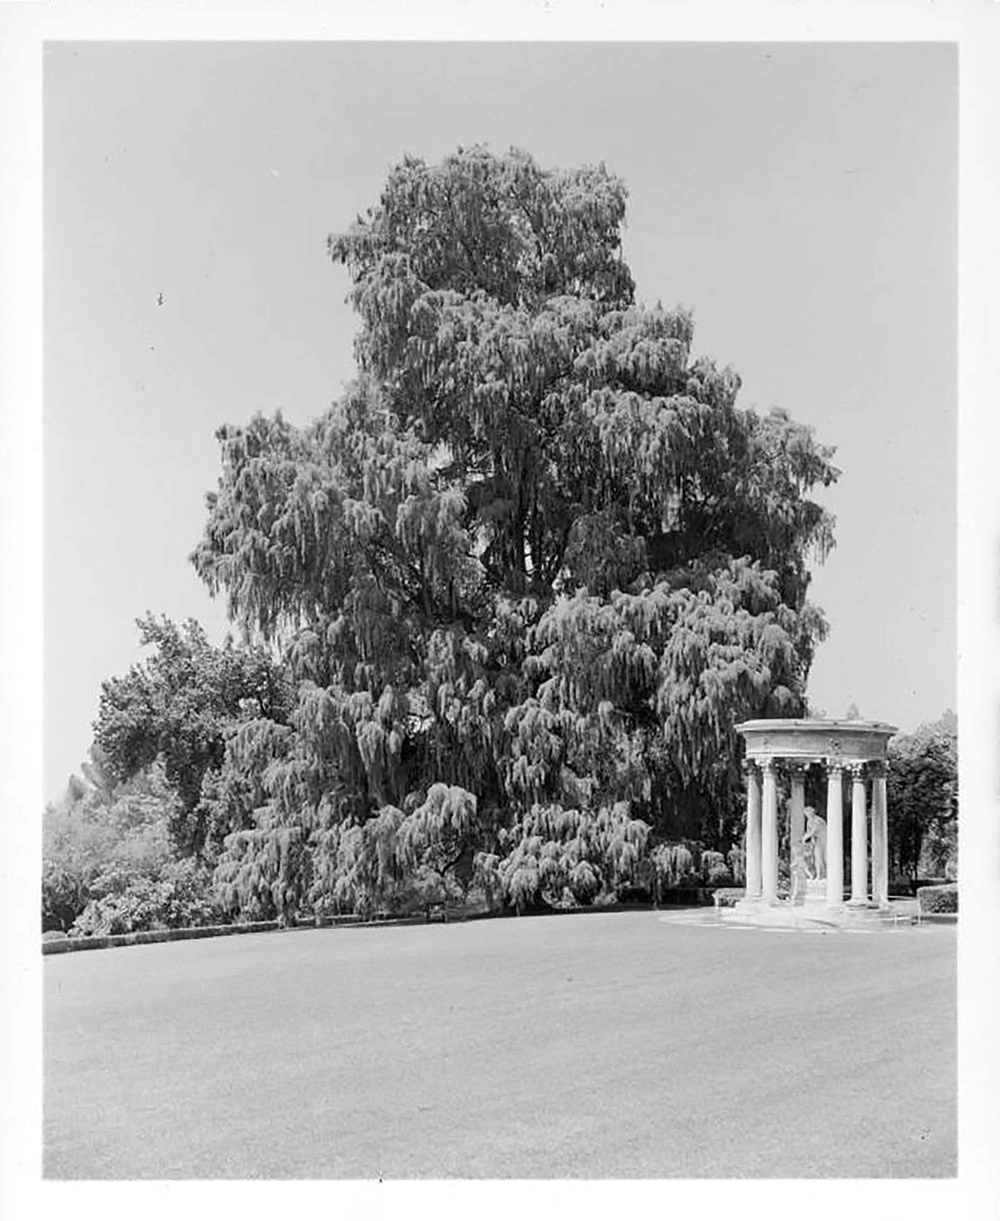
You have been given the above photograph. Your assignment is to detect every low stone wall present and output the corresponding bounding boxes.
[40,913,397,954]
[43,920,282,954]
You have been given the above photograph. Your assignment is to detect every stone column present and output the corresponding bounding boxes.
[743,759,763,901]
[825,761,844,909]
[760,757,779,905]
[788,763,806,904]
[871,764,889,909]
[849,763,870,905]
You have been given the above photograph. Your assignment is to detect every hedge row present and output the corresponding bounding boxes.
[917,883,958,915]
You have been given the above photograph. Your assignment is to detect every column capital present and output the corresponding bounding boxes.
[848,761,868,781]
[785,761,808,778]
[867,761,887,781]
[824,758,845,777]
[759,755,778,776]
[741,757,759,777]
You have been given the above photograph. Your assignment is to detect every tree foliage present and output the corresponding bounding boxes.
[82,146,839,922]
[93,615,293,856]
[184,146,839,916]
[887,710,958,880]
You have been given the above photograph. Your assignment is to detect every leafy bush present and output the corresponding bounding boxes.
[917,883,957,915]
[699,850,730,885]
[71,879,167,937]
[70,857,221,936]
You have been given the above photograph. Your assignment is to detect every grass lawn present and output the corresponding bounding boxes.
[43,910,956,1178]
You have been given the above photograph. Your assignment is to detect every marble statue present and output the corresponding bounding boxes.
[803,807,827,880]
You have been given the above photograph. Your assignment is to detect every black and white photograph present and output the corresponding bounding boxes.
[2,0,999,1213]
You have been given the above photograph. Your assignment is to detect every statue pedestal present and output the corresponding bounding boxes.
[722,881,917,929]
[803,878,827,905]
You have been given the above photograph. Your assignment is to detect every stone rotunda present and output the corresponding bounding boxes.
[731,718,900,927]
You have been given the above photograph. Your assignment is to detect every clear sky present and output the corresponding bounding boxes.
[43,41,956,800]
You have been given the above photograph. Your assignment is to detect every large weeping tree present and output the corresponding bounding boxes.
[191,146,838,917]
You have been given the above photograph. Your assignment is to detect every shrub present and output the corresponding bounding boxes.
[917,883,957,915]
[70,858,220,936]
[700,850,730,885]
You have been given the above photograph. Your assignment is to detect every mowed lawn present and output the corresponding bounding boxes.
[44,911,956,1179]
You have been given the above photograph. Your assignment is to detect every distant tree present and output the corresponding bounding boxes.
[93,615,293,856]
[42,758,195,932]
[42,757,118,931]
[887,711,958,880]
[188,146,839,915]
